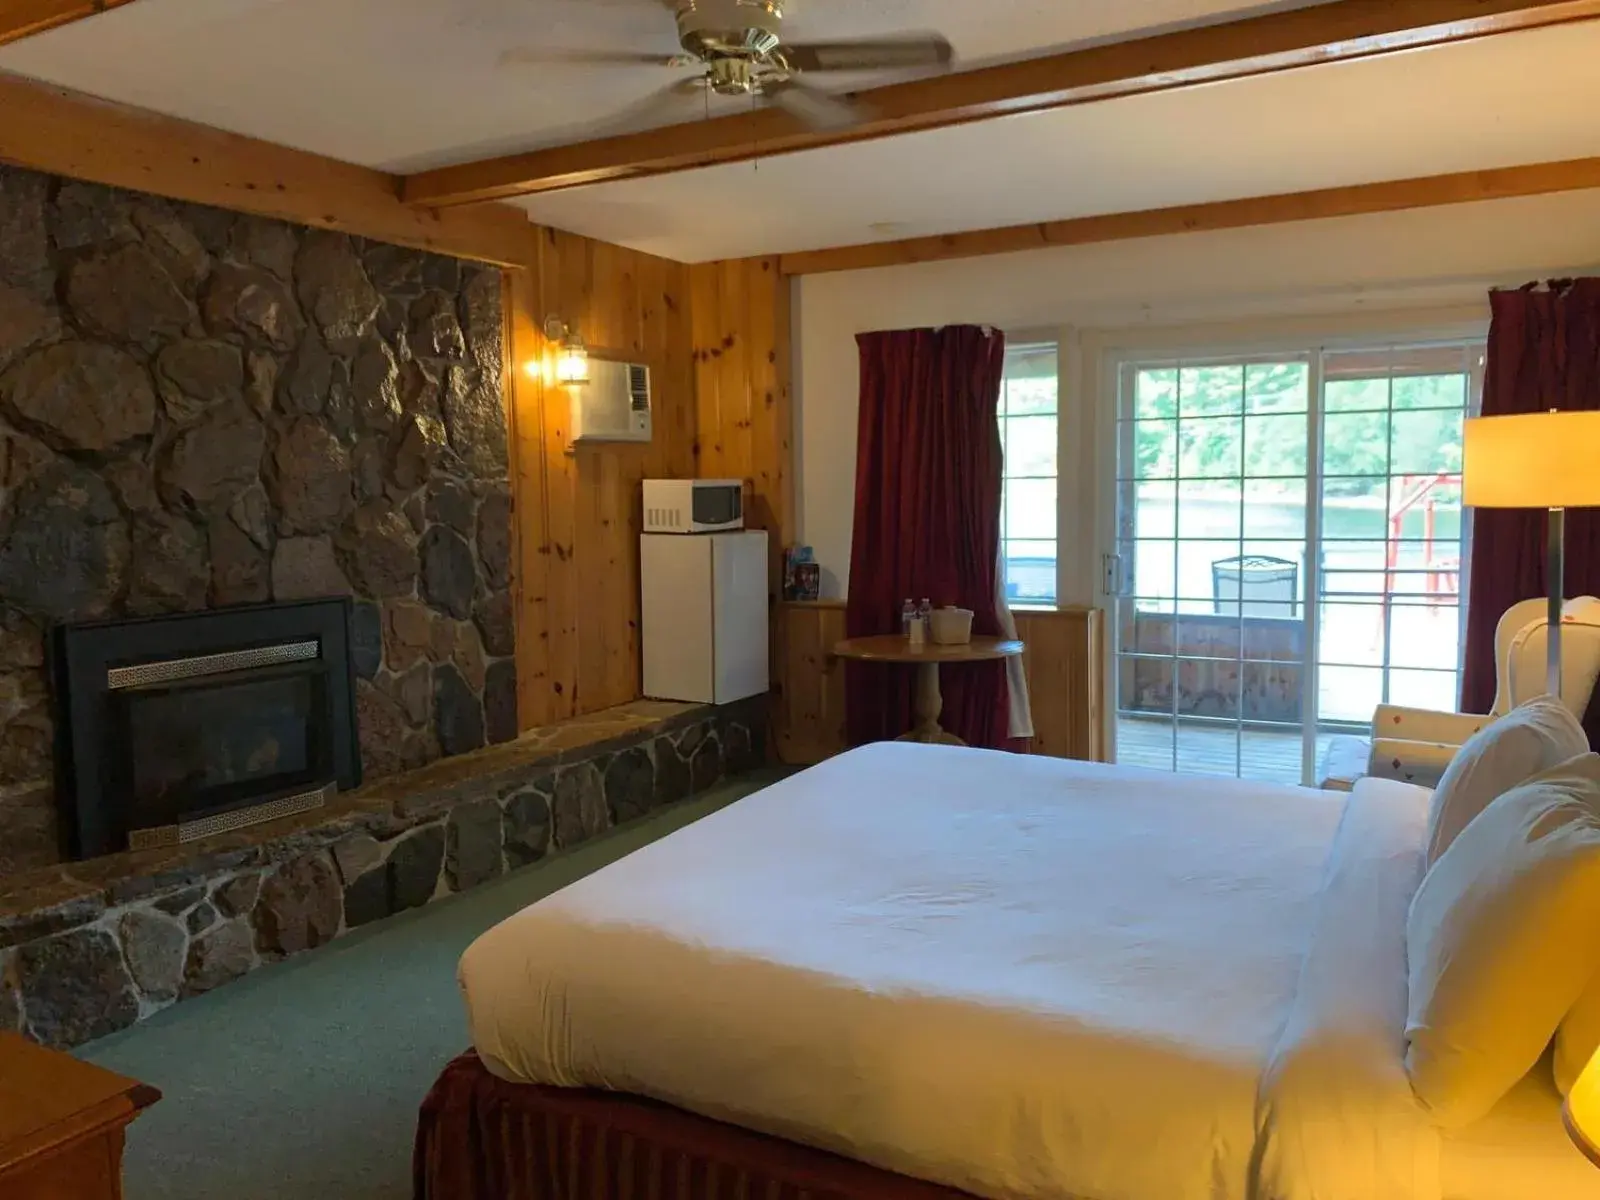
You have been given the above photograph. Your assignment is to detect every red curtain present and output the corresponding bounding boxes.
[1461,279,1600,741]
[845,326,1010,748]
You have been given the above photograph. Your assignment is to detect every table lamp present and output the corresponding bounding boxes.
[1463,410,1600,698]
[1566,1046,1600,1168]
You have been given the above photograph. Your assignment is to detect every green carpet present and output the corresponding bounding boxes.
[80,772,783,1200]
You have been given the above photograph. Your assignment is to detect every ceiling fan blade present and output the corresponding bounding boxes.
[780,35,953,73]
[498,46,684,68]
[577,75,712,137]
[763,78,866,132]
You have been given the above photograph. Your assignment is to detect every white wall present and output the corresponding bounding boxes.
[796,190,1600,600]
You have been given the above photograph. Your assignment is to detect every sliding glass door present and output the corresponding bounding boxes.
[1108,338,1482,785]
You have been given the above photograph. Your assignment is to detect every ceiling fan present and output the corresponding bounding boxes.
[503,0,955,132]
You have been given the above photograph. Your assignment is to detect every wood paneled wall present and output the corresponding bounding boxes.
[773,602,1107,765]
[1014,608,1107,762]
[690,257,792,592]
[507,227,697,727]
[507,237,792,730]
[775,602,850,764]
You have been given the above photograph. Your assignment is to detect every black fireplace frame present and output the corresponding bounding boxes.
[52,599,362,860]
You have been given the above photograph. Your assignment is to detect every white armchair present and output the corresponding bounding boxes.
[1363,597,1600,787]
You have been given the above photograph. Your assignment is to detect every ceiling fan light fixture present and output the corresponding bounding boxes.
[675,0,785,61]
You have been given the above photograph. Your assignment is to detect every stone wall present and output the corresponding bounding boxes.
[0,166,517,869]
[0,698,763,1047]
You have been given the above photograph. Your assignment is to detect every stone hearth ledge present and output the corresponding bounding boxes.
[0,696,765,1048]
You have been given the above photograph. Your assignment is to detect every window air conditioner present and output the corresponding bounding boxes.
[571,360,653,444]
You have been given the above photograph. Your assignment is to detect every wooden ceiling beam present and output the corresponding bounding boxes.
[777,157,1600,275]
[401,0,1600,208]
[0,0,138,47]
[0,72,532,266]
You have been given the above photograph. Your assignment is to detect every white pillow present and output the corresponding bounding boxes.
[1424,696,1588,866]
[1406,754,1600,1127]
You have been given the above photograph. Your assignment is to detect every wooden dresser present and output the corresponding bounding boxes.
[0,1032,160,1200]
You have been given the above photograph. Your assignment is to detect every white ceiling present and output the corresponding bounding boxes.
[0,0,1317,170]
[512,20,1600,261]
[3,1,1598,263]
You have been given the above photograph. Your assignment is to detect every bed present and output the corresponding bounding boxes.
[418,743,1600,1200]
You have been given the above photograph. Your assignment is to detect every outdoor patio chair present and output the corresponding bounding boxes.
[1318,595,1600,790]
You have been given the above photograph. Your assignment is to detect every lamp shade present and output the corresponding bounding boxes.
[1463,412,1600,509]
[1566,1047,1600,1169]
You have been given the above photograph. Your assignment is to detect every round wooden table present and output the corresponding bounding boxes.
[833,635,1025,746]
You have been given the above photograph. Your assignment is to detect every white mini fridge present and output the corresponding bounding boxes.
[641,531,769,704]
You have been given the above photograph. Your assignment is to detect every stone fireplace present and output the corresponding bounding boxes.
[0,166,774,1050]
[0,165,517,872]
[53,600,362,859]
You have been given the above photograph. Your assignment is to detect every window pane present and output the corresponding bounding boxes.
[1320,542,1390,596]
[1318,665,1384,722]
[1124,657,1176,720]
[1390,409,1463,475]
[1390,479,1462,542]
[1389,668,1458,711]
[1177,718,1243,777]
[1393,373,1466,410]
[1179,416,1243,478]
[1244,480,1306,539]
[1180,365,1244,416]
[1240,661,1303,720]
[1323,476,1390,539]
[1127,481,1176,539]
[1004,415,1057,476]
[1118,715,1177,772]
[1239,603,1304,662]
[1135,368,1178,419]
[1128,419,1177,480]
[1324,378,1391,412]
[1004,541,1057,604]
[1005,376,1057,416]
[1178,480,1241,540]
[1390,605,1460,670]
[1323,411,1390,475]
[1245,362,1309,414]
[1123,625,1173,661]
[1319,602,1385,666]
[1004,346,1057,416]
[1178,610,1242,660]
[1129,539,1177,604]
[1244,412,1307,476]
[1005,478,1056,540]
[1240,711,1306,782]
[1178,540,1249,605]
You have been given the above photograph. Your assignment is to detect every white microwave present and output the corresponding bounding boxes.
[643,479,745,533]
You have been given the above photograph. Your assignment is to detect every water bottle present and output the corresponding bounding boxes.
[901,599,916,640]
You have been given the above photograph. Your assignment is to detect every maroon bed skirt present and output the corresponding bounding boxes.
[414,1051,977,1200]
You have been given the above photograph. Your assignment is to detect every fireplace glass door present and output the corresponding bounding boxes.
[113,661,333,832]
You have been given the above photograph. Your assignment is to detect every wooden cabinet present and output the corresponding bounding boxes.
[0,1033,160,1200]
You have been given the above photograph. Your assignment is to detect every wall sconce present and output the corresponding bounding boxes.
[543,316,590,386]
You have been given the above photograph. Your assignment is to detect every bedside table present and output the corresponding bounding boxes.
[0,1032,160,1200]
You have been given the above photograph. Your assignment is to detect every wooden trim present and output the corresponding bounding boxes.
[0,72,531,266]
[401,0,1600,207]
[779,157,1600,275]
[0,0,137,47]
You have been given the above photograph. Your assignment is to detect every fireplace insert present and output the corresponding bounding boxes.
[52,599,361,859]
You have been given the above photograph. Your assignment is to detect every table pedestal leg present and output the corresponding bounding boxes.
[897,662,967,746]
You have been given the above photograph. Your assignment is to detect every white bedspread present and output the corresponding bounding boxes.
[460,744,1437,1200]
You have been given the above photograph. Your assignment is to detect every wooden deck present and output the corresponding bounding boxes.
[1115,716,1336,786]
